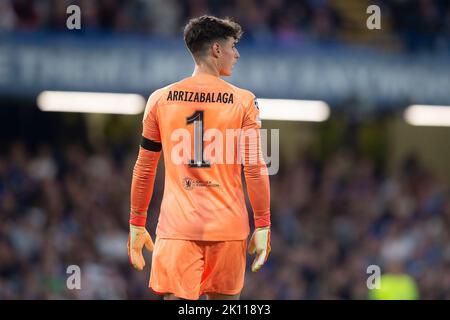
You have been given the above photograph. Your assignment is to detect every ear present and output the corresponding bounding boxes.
[211,42,221,58]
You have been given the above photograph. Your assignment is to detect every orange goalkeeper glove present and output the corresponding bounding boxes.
[248,226,271,272]
[127,224,154,270]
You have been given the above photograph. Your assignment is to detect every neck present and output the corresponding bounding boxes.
[192,59,220,78]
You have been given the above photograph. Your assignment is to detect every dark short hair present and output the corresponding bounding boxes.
[183,15,243,57]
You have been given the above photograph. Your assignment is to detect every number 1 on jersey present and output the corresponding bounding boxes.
[186,110,210,168]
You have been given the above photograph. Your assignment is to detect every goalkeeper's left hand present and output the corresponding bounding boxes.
[248,226,271,272]
[127,225,154,270]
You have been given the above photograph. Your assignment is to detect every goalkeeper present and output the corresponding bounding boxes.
[128,15,271,300]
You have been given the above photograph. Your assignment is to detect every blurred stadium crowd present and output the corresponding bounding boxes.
[1,141,449,299]
[1,0,450,52]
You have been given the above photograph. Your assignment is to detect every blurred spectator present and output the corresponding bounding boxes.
[142,0,182,36]
[369,261,419,300]
[0,0,16,31]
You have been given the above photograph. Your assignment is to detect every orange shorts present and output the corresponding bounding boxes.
[149,237,247,300]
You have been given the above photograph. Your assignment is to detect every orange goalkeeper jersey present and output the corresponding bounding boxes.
[131,73,270,241]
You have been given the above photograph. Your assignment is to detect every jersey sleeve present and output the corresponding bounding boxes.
[242,96,262,130]
[241,94,271,228]
[142,89,163,142]
[129,89,163,218]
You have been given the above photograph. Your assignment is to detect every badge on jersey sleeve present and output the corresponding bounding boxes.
[253,97,259,110]
[253,97,261,125]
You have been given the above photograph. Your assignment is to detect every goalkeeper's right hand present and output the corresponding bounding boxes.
[127,225,154,270]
